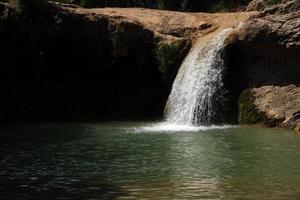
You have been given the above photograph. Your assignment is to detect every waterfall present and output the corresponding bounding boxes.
[164,28,234,126]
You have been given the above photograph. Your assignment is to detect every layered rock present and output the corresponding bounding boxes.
[246,0,300,13]
[242,0,300,48]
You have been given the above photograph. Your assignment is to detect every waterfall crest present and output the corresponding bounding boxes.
[164,28,233,126]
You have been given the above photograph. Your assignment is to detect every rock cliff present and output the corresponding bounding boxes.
[0,0,299,130]
[0,2,252,122]
[228,0,300,130]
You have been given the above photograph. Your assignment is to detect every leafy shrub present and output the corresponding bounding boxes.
[13,0,50,24]
[73,0,106,8]
[17,0,48,12]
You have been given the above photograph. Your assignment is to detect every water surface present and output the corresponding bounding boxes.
[1,122,300,199]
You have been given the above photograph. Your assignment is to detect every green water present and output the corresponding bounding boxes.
[1,122,300,199]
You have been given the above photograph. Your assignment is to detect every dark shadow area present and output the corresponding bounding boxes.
[0,5,168,122]
[0,179,126,200]
[0,123,127,199]
[223,40,300,123]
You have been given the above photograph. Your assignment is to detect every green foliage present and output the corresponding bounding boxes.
[3,0,254,12]
[17,0,49,19]
[3,0,262,13]
[0,0,17,7]
[71,0,152,8]
[55,0,74,2]
[74,0,105,8]
[209,0,236,12]
[51,0,252,12]
[157,0,181,11]
[0,0,18,22]
[17,0,48,10]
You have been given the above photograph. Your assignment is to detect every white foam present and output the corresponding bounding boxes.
[133,122,235,133]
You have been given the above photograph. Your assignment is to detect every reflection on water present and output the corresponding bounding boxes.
[133,122,234,133]
[1,122,300,199]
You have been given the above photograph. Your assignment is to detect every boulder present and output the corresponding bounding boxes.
[239,85,300,131]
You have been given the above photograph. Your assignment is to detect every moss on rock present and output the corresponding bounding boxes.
[154,39,191,87]
[238,89,267,124]
[238,89,286,127]
[155,39,185,74]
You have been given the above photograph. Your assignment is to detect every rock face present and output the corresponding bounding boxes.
[225,0,300,130]
[239,85,300,131]
[0,2,252,122]
[243,0,300,48]
[0,1,298,129]
[246,0,299,12]
[226,0,300,86]
[0,4,163,121]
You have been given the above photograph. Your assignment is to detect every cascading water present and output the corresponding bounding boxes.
[165,28,234,126]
